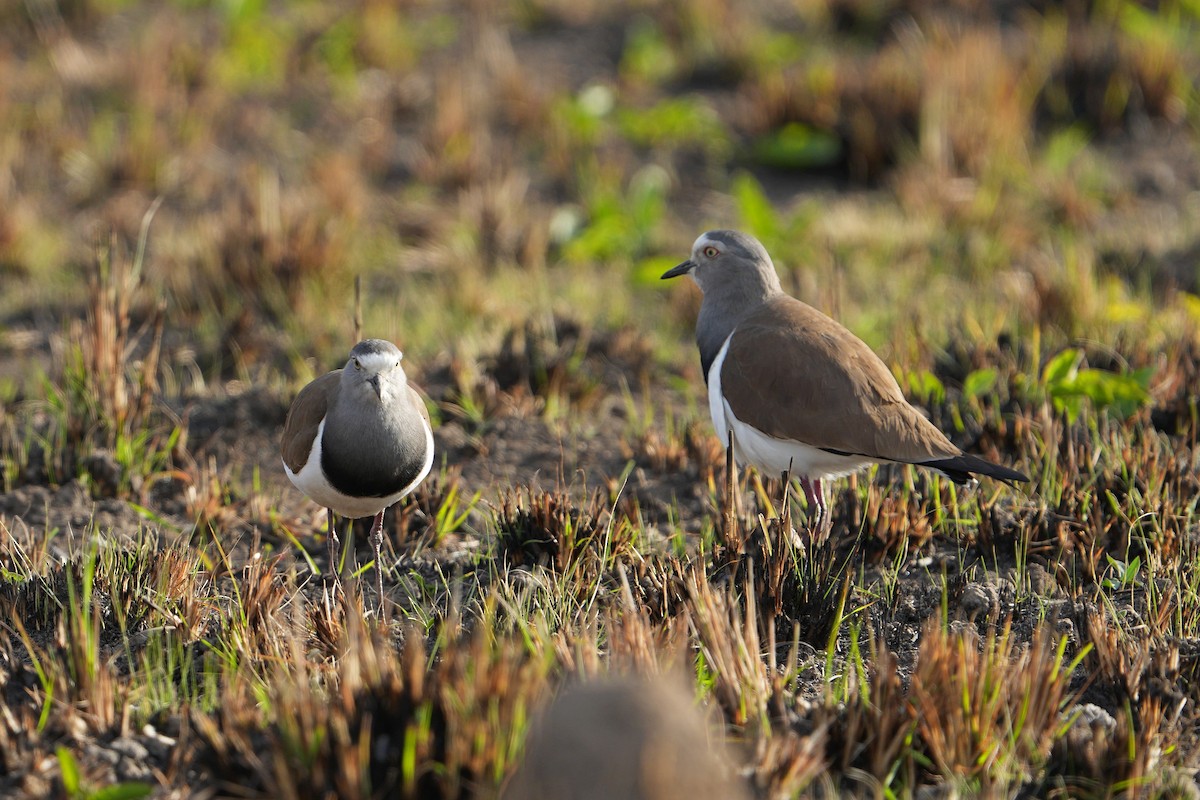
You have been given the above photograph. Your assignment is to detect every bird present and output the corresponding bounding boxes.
[281,339,434,602]
[506,676,751,800]
[662,229,1028,532]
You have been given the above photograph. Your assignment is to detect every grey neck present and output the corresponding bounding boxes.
[696,273,781,381]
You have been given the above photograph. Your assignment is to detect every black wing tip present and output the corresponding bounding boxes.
[921,454,1030,485]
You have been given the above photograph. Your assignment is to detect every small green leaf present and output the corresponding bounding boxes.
[747,122,841,170]
[316,16,359,79]
[91,783,155,800]
[1042,126,1090,174]
[1042,348,1081,386]
[1131,366,1154,390]
[1042,348,1151,421]
[635,255,682,287]
[907,370,945,405]
[1125,556,1141,583]
[57,747,80,795]
[1054,394,1086,423]
[620,17,677,83]
[962,368,998,399]
[616,99,728,154]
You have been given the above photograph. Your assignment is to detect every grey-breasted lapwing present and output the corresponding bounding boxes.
[662,230,1028,531]
[281,339,434,600]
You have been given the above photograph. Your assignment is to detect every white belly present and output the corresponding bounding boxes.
[707,334,875,480]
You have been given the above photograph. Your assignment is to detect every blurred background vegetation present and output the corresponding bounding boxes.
[0,0,1198,406]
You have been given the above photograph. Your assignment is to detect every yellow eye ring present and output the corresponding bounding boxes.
[702,245,719,258]
[353,359,361,370]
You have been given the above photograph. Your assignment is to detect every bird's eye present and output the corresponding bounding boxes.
[353,359,361,370]
[702,245,719,258]
[395,361,400,368]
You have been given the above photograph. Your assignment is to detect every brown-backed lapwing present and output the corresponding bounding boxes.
[662,230,1028,531]
[281,339,434,600]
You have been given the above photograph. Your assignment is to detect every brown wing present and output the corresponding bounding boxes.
[281,371,339,473]
[406,383,432,428]
[721,296,961,464]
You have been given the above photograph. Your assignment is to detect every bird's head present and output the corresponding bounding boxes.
[661,230,782,300]
[342,339,406,402]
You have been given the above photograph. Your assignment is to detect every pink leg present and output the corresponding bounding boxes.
[327,507,341,581]
[370,509,387,605]
[799,477,828,532]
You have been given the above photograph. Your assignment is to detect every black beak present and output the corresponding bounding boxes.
[368,375,382,398]
[661,259,695,280]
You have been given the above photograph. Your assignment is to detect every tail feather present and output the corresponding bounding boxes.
[918,453,1029,485]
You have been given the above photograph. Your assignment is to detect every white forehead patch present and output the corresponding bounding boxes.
[354,350,402,372]
[693,232,715,253]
